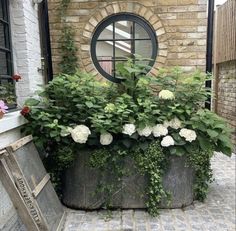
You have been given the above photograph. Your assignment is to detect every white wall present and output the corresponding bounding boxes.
[10,0,44,107]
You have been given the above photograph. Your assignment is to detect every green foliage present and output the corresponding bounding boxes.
[58,0,78,74]
[133,140,169,216]
[150,67,212,121]
[189,109,233,156]
[0,83,16,105]
[23,71,112,176]
[89,140,169,216]
[59,25,78,74]
[89,147,129,208]
[116,57,152,99]
[186,145,214,201]
[22,60,233,216]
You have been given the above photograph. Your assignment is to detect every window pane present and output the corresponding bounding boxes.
[115,21,132,40]
[99,60,113,76]
[0,23,6,47]
[115,41,132,59]
[98,24,113,40]
[0,79,15,105]
[135,40,152,59]
[0,51,7,75]
[0,0,3,19]
[135,23,150,39]
[96,41,113,60]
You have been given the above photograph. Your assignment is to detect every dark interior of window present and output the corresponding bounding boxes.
[0,0,15,108]
[91,14,158,83]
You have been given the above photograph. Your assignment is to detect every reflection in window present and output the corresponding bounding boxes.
[0,0,15,107]
[91,14,158,82]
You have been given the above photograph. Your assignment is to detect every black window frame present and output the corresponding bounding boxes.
[91,13,158,83]
[0,0,15,108]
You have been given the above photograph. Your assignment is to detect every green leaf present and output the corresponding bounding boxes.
[169,147,176,155]
[139,142,149,151]
[60,128,71,137]
[85,101,93,108]
[198,135,211,150]
[206,130,218,138]
[122,139,132,148]
[124,66,141,74]
[25,98,40,106]
[50,130,59,138]
[175,146,185,156]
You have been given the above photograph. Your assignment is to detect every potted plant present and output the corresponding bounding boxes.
[22,60,233,216]
[0,100,8,119]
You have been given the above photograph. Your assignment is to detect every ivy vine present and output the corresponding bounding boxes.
[89,140,170,216]
[58,0,78,74]
[133,140,170,216]
[88,141,215,216]
[186,146,214,201]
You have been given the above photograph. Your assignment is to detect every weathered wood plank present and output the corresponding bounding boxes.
[32,174,51,198]
[215,0,236,64]
[7,137,64,231]
[0,159,40,231]
[4,149,49,230]
[7,135,33,152]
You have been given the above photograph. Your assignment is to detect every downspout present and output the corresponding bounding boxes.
[205,0,215,109]
[43,0,53,81]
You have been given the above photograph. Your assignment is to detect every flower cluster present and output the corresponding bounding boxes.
[70,125,91,144]
[179,128,197,142]
[66,119,197,148]
[122,124,136,136]
[161,136,175,147]
[164,117,182,129]
[100,133,113,145]
[20,106,30,116]
[0,100,8,114]
[152,124,168,137]
[159,90,175,100]
[137,126,152,137]
[12,74,22,81]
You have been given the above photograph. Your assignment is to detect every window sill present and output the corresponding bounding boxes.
[0,111,28,134]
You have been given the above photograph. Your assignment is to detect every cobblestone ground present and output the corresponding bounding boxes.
[63,153,235,231]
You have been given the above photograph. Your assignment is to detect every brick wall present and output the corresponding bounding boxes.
[215,60,236,150]
[47,0,207,77]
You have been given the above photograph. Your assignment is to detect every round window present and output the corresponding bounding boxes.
[91,13,158,83]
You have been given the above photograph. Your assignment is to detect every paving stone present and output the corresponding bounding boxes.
[63,153,236,231]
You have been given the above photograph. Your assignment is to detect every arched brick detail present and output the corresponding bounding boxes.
[80,2,168,78]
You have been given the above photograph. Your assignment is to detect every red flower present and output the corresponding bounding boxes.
[20,106,30,116]
[12,74,22,81]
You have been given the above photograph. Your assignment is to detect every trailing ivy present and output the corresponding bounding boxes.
[186,145,214,201]
[133,140,170,216]
[89,140,169,216]
[89,147,129,208]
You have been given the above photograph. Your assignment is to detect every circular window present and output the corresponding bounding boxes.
[91,13,158,83]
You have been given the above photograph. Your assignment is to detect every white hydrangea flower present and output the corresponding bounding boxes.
[100,132,113,145]
[122,124,136,136]
[179,128,197,142]
[152,124,168,137]
[170,117,182,129]
[161,136,175,147]
[137,126,152,137]
[163,120,172,128]
[159,90,175,100]
[71,125,91,144]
